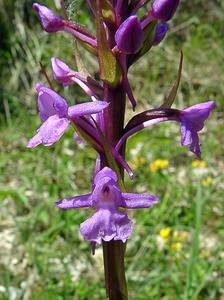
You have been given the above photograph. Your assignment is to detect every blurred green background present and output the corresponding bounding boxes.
[0,1,224,299]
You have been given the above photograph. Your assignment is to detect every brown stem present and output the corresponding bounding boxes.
[39,61,54,90]
[103,241,127,300]
[101,84,128,300]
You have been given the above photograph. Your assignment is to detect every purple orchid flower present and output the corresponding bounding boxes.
[27,84,108,148]
[33,3,97,48]
[51,58,102,98]
[180,101,215,158]
[115,15,144,54]
[116,101,215,158]
[55,167,159,243]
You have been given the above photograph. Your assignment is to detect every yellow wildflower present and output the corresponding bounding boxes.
[192,160,207,168]
[202,176,212,187]
[159,227,171,239]
[150,159,169,172]
[171,242,182,251]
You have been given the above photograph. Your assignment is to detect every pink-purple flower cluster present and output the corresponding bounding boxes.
[28,1,215,248]
[56,167,159,244]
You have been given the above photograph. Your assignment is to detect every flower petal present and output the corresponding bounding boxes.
[115,15,144,54]
[36,84,68,121]
[182,100,215,131]
[93,167,117,185]
[121,193,160,209]
[55,193,92,209]
[114,216,133,243]
[68,101,109,118]
[80,208,133,244]
[51,58,73,86]
[27,115,69,148]
[181,119,192,146]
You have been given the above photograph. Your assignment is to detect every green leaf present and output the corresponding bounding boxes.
[96,0,122,86]
[160,51,183,108]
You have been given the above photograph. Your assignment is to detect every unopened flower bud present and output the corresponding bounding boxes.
[153,22,169,45]
[51,58,73,86]
[33,3,63,32]
[115,15,144,54]
[151,0,180,22]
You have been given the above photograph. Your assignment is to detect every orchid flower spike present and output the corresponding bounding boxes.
[27,84,108,148]
[56,167,160,244]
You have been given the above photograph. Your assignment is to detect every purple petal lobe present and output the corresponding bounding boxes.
[68,101,109,118]
[180,100,215,158]
[36,84,68,121]
[182,101,215,132]
[27,115,69,148]
[121,193,160,209]
[33,3,63,32]
[80,208,133,244]
[151,0,180,21]
[153,22,169,45]
[115,15,144,54]
[55,194,92,209]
